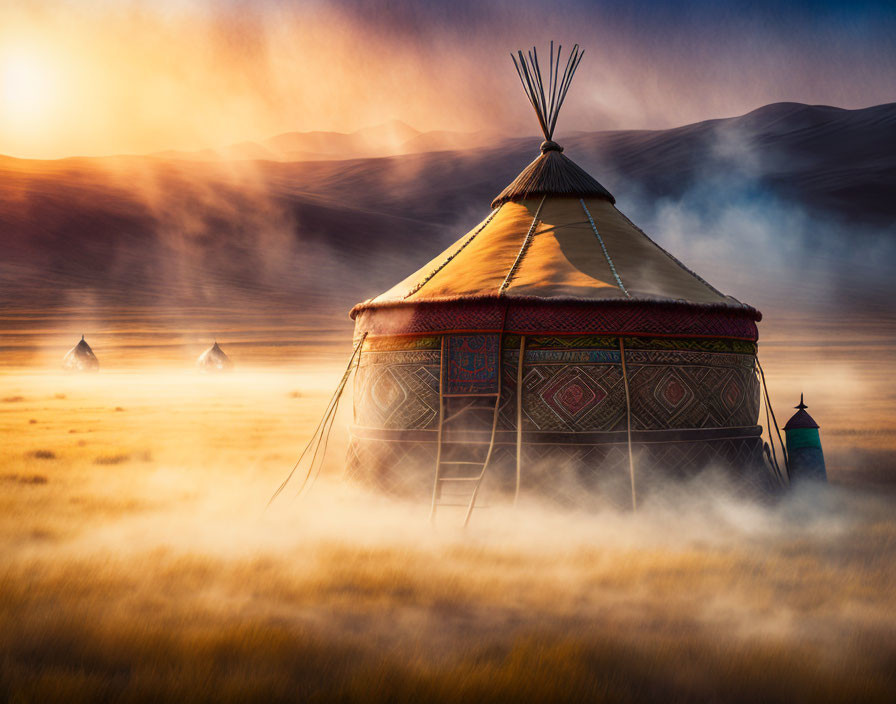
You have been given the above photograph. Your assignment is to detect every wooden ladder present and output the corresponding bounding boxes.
[429,338,502,527]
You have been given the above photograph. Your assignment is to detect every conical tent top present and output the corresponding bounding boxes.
[784,393,819,430]
[492,42,615,208]
[350,40,760,316]
[63,334,99,371]
[197,340,233,370]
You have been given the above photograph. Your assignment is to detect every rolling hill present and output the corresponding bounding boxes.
[1,102,894,316]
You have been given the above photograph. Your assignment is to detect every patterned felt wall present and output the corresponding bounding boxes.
[349,326,770,500]
[353,349,440,430]
[445,334,501,395]
[355,338,759,434]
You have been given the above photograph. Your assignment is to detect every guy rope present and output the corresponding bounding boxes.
[267,332,367,506]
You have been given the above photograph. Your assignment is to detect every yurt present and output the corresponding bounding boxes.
[62,335,99,372]
[197,342,233,371]
[783,394,826,483]
[344,45,774,514]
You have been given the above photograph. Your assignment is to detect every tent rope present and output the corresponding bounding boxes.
[581,198,630,297]
[267,332,367,506]
[514,334,526,505]
[614,208,728,300]
[619,337,637,510]
[428,335,448,522]
[303,334,367,496]
[301,361,350,497]
[404,206,502,300]
[762,388,784,485]
[499,195,546,295]
[756,357,789,484]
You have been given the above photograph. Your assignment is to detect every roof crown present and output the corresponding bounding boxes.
[74,336,95,355]
[494,42,614,207]
[784,394,820,430]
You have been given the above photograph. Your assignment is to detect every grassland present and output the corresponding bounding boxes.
[1,314,895,702]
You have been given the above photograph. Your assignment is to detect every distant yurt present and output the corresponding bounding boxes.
[345,45,775,513]
[783,394,826,483]
[63,335,99,372]
[197,342,233,371]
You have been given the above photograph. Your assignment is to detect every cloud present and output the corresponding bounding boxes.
[2,0,895,157]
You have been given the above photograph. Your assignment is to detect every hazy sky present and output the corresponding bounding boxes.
[1,0,895,157]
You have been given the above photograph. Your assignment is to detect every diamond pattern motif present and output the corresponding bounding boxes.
[543,369,606,421]
[518,363,627,432]
[355,353,439,429]
[371,369,405,410]
[350,332,767,501]
[722,374,743,413]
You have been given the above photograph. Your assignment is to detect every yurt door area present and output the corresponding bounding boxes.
[430,334,504,524]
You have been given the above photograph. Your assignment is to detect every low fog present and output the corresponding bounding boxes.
[1,354,893,700]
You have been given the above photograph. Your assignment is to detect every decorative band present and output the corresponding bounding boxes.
[353,300,759,341]
[362,333,757,355]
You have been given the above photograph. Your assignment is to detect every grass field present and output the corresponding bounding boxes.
[1,313,895,702]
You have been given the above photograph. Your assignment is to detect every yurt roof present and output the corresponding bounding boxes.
[69,335,97,359]
[352,195,752,313]
[783,395,819,430]
[198,341,232,363]
[351,44,756,320]
[491,141,615,207]
[62,335,99,371]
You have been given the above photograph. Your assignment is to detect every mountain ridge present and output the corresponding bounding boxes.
[1,102,893,314]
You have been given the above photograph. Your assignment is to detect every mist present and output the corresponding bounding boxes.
[2,322,893,701]
[615,149,896,317]
[3,2,895,700]
[3,376,895,702]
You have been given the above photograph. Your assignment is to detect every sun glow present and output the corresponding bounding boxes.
[1,48,56,127]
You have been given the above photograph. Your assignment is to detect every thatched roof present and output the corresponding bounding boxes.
[62,335,99,372]
[197,342,233,371]
[491,142,614,208]
[492,43,613,207]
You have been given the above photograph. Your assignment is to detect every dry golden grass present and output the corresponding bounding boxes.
[1,344,895,701]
